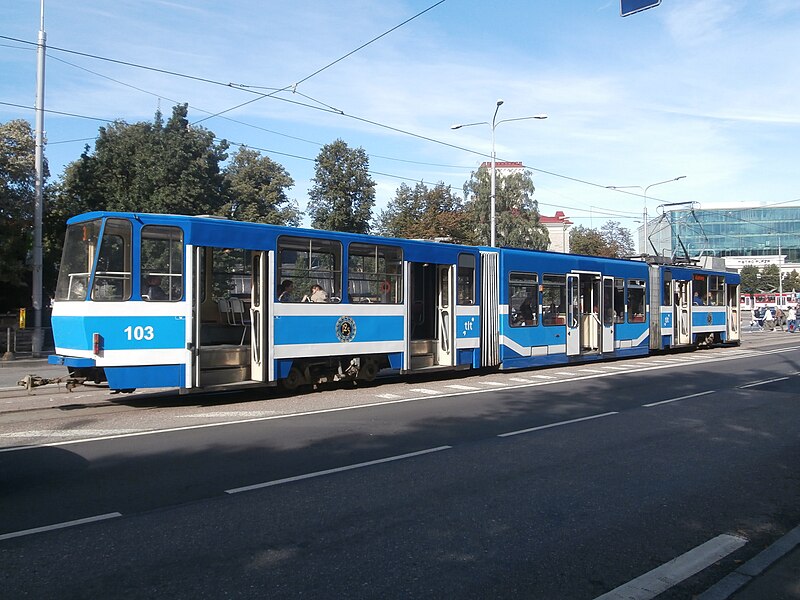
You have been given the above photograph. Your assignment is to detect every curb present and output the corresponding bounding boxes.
[697,524,800,600]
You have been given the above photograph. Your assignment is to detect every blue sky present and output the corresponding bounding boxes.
[3,0,800,234]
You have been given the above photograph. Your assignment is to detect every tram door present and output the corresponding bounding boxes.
[436,264,454,366]
[602,276,615,352]
[566,274,580,356]
[726,283,740,342]
[250,251,268,382]
[673,280,691,345]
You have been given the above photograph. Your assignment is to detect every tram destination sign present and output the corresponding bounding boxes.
[621,0,661,17]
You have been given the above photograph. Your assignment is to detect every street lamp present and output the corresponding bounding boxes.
[606,176,686,255]
[452,100,547,247]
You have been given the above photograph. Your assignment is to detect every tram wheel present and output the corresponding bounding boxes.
[280,366,306,392]
[358,357,379,382]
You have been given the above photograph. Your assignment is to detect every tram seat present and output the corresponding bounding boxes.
[229,297,250,326]
[217,298,235,325]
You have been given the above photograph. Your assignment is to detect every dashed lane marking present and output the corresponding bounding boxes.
[0,513,122,541]
[478,381,508,387]
[642,390,716,408]
[408,388,441,395]
[444,384,480,391]
[225,446,452,494]
[738,376,790,389]
[498,411,618,438]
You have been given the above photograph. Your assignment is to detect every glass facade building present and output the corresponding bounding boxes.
[644,204,800,266]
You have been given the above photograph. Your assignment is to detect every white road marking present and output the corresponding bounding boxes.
[444,384,480,391]
[1,429,141,438]
[528,374,555,379]
[738,377,790,389]
[643,390,716,407]
[408,388,441,395]
[593,533,747,600]
[498,411,618,438]
[508,377,532,383]
[601,365,630,370]
[177,411,277,418]
[478,381,507,387]
[577,369,606,374]
[375,393,402,399]
[225,446,452,494]
[0,512,122,541]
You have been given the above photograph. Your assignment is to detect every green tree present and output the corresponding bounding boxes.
[0,119,49,311]
[222,146,300,226]
[307,139,375,233]
[569,225,610,256]
[600,221,635,257]
[783,269,800,292]
[739,265,761,297]
[57,104,229,216]
[376,181,471,242]
[761,263,781,291]
[569,220,635,258]
[462,165,548,249]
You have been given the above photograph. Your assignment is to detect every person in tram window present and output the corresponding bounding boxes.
[278,279,294,302]
[693,292,704,305]
[144,275,168,301]
[518,296,534,325]
[303,284,329,303]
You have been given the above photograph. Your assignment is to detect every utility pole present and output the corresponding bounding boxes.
[32,0,46,356]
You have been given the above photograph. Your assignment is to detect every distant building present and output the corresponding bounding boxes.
[645,202,800,276]
[540,211,572,253]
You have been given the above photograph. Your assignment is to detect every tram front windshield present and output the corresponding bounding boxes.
[55,219,103,301]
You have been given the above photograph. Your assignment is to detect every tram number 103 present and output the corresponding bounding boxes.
[124,325,155,341]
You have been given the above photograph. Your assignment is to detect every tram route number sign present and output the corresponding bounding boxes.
[621,0,661,17]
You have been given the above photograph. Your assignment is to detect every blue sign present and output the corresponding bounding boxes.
[621,0,661,17]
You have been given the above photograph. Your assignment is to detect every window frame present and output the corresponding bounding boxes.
[508,271,539,327]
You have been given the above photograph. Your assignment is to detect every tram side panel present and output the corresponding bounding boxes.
[494,249,650,370]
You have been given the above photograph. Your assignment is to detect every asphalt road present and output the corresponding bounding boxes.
[1,335,799,598]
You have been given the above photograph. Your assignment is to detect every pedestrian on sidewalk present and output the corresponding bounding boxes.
[775,307,785,331]
[764,307,775,331]
[787,306,797,333]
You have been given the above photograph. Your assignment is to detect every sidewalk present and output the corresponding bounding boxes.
[699,526,800,600]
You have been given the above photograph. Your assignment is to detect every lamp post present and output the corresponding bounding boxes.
[452,100,547,247]
[606,175,686,255]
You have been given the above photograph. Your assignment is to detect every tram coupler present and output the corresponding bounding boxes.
[17,374,87,392]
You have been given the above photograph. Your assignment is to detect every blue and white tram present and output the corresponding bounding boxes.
[47,212,740,392]
[648,263,741,350]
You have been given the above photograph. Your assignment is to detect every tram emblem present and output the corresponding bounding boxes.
[336,316,357,343]
[706,312,713,325]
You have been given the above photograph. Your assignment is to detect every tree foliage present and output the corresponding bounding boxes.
[0,119,48,310]
[222,146,300,226]
[569,220,634,258]
[307,139,375,233]
[760,263,781,291]
[782,269,800,292]
[57,104,229,216]
[462,165,548,249]
[739,265,760,295]
[376,181,471,242]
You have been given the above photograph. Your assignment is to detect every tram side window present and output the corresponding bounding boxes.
[613,278,625,323]
[278,236,342,303]
[542,274,566,326]
[707,275,724,306]
[91,219,132,302]
[348,243,402,304]
[457,253,476,305]
[141,226,183,301]
[627,279,646,322]
[509,272,538,327]
[55,220,102,301]
[693,274,708,305]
